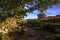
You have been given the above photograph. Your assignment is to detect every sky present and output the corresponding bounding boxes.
[24,4,60,19]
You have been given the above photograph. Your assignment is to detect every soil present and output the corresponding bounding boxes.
[8,27,52,40]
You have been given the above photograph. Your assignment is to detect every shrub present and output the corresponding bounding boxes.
[0,33,2,40]
[45,34,60,40]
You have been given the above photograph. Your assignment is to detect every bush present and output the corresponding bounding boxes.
[42,23,60,33]
[0,33,2,40]
[45,34,60,40]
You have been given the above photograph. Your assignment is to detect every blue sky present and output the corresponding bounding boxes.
[24,5,60,19]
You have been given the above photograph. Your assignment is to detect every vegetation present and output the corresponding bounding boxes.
[18,18,60,40]
[0,0,60,40]
[45,34,60,40]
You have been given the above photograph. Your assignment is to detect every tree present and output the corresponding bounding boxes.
[38,12,46,20]
[0,0,60,19]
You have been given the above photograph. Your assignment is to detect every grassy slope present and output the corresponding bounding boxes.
[22,18,60,40]
[0,18,60,40]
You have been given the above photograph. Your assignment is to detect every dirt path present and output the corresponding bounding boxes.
[8,27,52,40]
[25,27,52,40]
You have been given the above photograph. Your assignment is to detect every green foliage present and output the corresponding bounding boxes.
[0,24,2,29]
[37,0,60,12]
[0,0,22,9]
[45,34,60,40]
[0,33,2,40]
[41,18,60,23]
[0,0,60,20]
[1,34,15,40]
[8,28,28,40]
[0,0,60,40]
